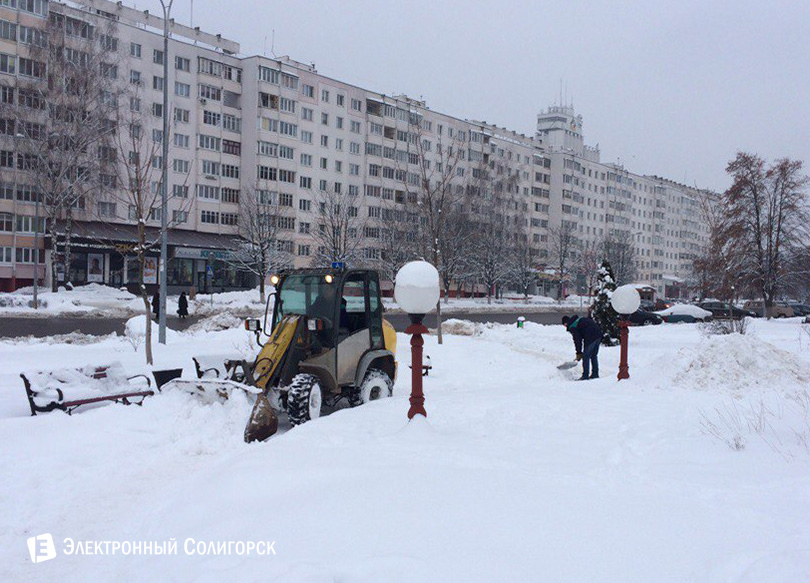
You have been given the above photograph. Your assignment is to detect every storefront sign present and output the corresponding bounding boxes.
[87,254,104,283]
[173,247,233,261]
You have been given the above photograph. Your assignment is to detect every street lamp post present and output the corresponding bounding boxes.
[16,131,39,308]
[158,0,173,344]
[394,261,440,419]
[33,191,39,308]
[610,284,641,381]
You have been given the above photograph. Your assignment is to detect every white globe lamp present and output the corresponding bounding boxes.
[395,261,440,316]
[610,284,641,316]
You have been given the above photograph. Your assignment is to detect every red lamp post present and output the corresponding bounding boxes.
[610,285,641,382]
[406,315,428,419]
[395,261,440,420]
[617,319,630,380]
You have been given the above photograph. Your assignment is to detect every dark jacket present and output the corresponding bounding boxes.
[178,293,189,316]
[566,316,602,353]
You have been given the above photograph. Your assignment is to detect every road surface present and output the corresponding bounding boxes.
[0,309,583,338]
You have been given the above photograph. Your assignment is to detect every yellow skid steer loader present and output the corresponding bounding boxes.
[234,268,397,442]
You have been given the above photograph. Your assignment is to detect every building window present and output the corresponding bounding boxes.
[302,84,314,98]
[175,56,190,71]
[0,53,15,75]
[153,49,164,65]
[200,210,219,224]
[97,202,117,218]
[175,82,190,97]
[130,42,141,58]
[222,140,241,156]
[197,185,220,200]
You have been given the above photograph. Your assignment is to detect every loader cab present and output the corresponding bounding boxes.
[270,269,386,389]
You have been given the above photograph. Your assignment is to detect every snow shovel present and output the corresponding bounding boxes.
[557,360,579,370]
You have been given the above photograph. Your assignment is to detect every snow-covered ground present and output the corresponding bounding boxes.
[2,317,809,582]
[0,283,586,318]
[0,284,268,318]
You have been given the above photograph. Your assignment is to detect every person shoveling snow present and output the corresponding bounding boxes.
[562,314,602,380]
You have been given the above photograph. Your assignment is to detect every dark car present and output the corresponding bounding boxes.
[626,309,663,326]
[653,298,675,311]
[698,301,756,320]
[789,303,810,317]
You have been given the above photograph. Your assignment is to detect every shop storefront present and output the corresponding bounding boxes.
[49,221,256,294]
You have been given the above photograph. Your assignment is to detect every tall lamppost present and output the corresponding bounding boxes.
[17,131,41,308]
[158,0,173,344]
[394,261,440,419]
[610,284,641,380]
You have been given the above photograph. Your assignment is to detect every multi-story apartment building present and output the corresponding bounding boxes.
[0,0,709,298]
[537,106,711,296]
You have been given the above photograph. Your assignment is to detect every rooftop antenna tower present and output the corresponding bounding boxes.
[190,0,193,28]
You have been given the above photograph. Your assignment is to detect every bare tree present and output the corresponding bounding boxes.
[310,186,367,267]
[602,230,637,285]
[721,152,809,317]
[105,83,191,364]
[405,109,467,343]
[2,11,120,291]
[510,229,538,301]
[575,243,601,298]
[228,186,292,303]
[375,200,418,285]
[436,204,474,304]
[549,222,578,300]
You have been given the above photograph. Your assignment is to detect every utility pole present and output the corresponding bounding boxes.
[158,0,173,344]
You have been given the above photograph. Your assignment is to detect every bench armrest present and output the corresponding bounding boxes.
[126,374,152,388]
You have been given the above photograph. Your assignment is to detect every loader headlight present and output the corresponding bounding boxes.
[324,274,333,283]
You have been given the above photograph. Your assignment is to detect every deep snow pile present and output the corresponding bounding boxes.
[668,332,810,393]
[0,283,141,315]
[1,320,810,582]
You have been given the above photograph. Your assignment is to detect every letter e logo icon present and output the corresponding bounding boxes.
[27,534,57,563]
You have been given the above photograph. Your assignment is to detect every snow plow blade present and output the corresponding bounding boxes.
[243,315,302,443]
[244,394,278,443]
[162,378,260,405]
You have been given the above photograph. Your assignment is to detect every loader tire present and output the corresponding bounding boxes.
[287,374,322,426]
[349,369,394,407]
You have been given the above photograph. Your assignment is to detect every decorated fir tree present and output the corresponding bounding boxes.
[592,259,619,344]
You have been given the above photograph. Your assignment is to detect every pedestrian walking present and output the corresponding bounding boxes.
[562,314,603,380]
[177,291,189,319]
[151,290,160,321]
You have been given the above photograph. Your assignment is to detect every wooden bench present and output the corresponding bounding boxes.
[21,364,154,416]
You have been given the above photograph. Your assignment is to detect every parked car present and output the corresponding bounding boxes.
[788,303,810,317]
[698,301,757,320]
[742,300,795,318]
[655,304,713,323]
[626,309,663,326]
[653,298,676,311]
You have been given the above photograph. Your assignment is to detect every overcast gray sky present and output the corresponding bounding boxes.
[143,0,809,192]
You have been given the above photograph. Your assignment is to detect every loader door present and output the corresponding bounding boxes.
[336,273,372,385]
[368,273,385,350]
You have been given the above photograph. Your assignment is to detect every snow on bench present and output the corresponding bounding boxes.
[192,353,245,380]
[21,362,153,416]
